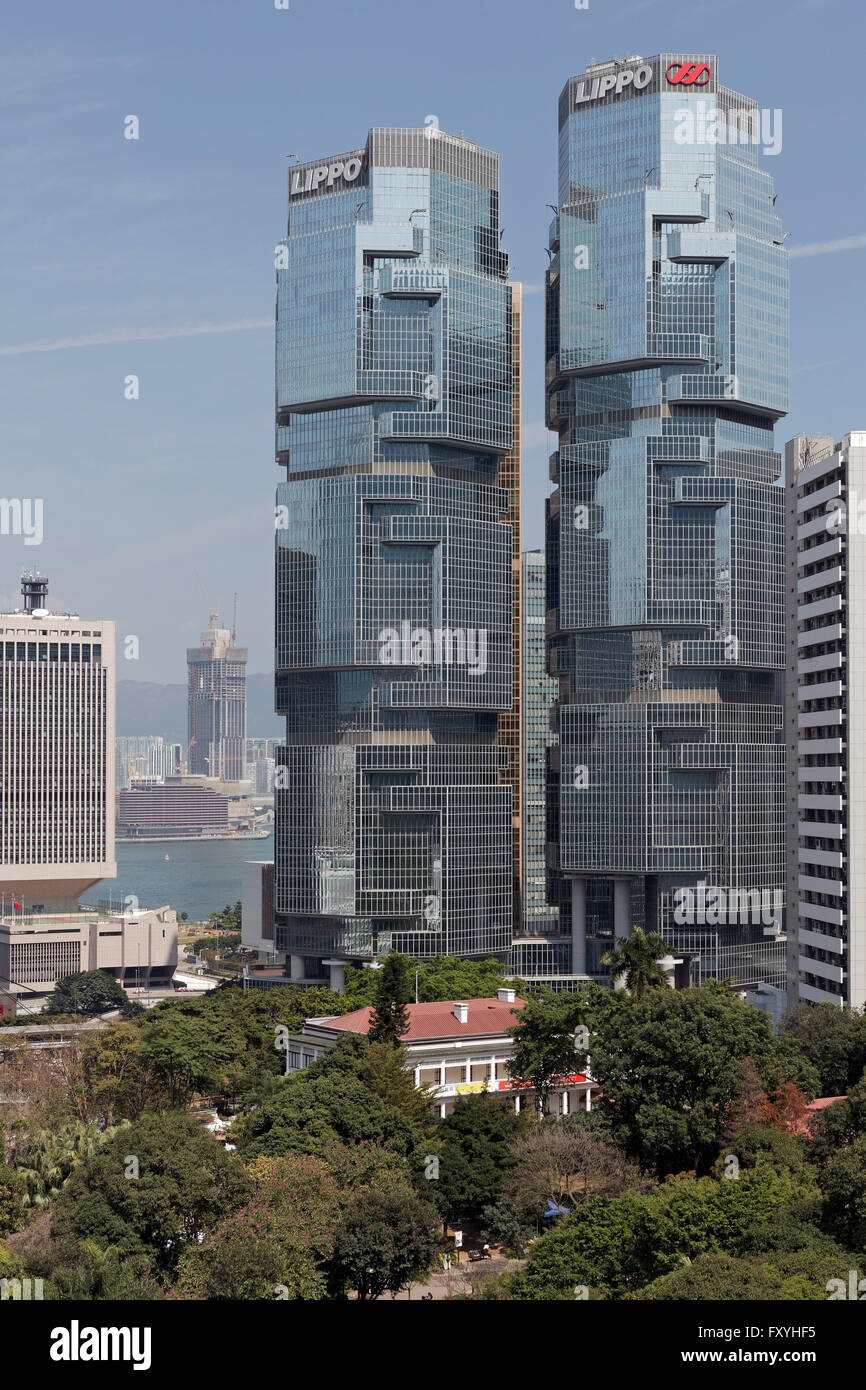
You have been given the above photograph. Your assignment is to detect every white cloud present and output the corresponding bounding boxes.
[0,318,274,356]
[790,233,866,259]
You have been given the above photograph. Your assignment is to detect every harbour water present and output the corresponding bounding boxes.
[110,830,274,921]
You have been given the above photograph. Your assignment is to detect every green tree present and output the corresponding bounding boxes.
[807,1075,866,1166]
[507,984,617,1114]
[589,984,819,1176]
[433,1092,527,1219]
[16,1120,128,1209]
[0,1163,25,1236]
[480,1196,531,1253]
[509,1166,817,1300]
[368,953,411,1045]
[601,928,670,999]
[782,1003,866,1097]
[46,970,129,1017]
[628,1249,852,1301]
[230,1035,431,1168]
[819,1133,866,1251]
[48,1240,163,1301]
[51,1111,250,1274]
[331,1187,438,1299]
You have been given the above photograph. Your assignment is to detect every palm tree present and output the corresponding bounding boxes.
[601,928,670,999]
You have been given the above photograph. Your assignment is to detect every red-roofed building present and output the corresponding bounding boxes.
[284,988,600,1117]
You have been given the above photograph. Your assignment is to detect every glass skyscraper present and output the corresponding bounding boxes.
[274,128,514,969]
[545,55,789,987]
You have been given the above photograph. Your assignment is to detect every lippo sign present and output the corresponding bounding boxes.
[499,1073,587,1091]
[290,154,364,197]
[574,63,652,104]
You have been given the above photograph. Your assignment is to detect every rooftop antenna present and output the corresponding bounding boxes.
[231,593,238,645]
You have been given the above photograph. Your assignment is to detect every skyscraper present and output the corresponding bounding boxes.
[0,573,115,910]
[274,128,514,971]
[545,55,788,987]
[186,614,247,781]
[511,549,569,981]
[786,432,866,1010]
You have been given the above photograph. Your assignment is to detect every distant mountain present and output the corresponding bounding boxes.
[117,673,282,742]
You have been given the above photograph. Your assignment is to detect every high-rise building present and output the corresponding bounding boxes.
[0,573,116,910]
[519,550,560,930]
[274,128,514,970]
[545,55,788,987]
[499,283,523,930]
[511,549,570,982]
[187,614,247,781]
[786,432,866,1010]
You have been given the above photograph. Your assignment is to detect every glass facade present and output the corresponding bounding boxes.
[546,56,788,988]
[275,129,514,964]
[519,550,560,934]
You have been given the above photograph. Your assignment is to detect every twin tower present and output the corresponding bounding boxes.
[273,55,788,991]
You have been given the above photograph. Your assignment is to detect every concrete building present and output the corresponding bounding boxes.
[187,614,247,781]
[0,903,177,1001]
[786,431,866,1009]
[0,574,115,911]
[545,55,788,987]
[283,989,599,1117]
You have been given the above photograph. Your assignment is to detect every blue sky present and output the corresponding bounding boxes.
[1,0,864,682]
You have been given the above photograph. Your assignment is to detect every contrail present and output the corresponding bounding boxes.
[0,316,274,356]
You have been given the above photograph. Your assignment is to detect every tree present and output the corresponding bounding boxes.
[807,1075,866,1166]
[46,970,129,1017]
[480,1196,531,1252]
[0,1163,24,1236]
[172,1153,339,1300]
[433,1093,527,1219]
[51,1111,250,1274]
[509,1166,817,1300]
[601,928,670,999]
[589,984,819,1177]
[230,1035,432,1167]
[16,1120,128,1209]
[173,1144,417,1300]
[628,1250,852,1302]
[819,1133,866,1251]
[331,1187,438,1299]
[782,1003,866,1097]
[48,1240,163,1301]
[504,1118,644,1217]
[507,984,617,1115]
[368,953,411,1045]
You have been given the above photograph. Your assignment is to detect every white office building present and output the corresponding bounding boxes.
[0,574,115,911]
[786,432,866,1009]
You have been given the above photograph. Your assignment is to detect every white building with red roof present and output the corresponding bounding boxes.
[284,987,599,1117]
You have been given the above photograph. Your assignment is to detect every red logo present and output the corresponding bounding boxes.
[666,62,711,86]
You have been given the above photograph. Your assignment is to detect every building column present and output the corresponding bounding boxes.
[289,955,304,981]
[570,877,587,974]
[323,959,346,992]
[562,1089,569,1117]
[585,1087,591,1113]
[613,878,632,940]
